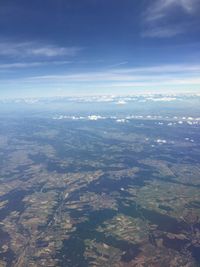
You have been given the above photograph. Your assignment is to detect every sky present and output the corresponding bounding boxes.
[0,0,200,98]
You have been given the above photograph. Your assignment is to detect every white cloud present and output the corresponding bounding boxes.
[146,97,176,102]
[156,139,167,144]
[142,25,184,38]
[116,100,127,105]
[29,47,79,57]
[0,41,82,58]
[0,61,71,69]
[146,0,197,22]
[143,0,200,38]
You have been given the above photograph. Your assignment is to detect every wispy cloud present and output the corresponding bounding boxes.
[4,63,199,90]
[142,25,185,38]
[0,41,82,58]
[145,0,197,22]
[107,61,128,69]
[1,63,200,95]
[113,64,200,74]
[142,0,200,38]
[0,60,71,69]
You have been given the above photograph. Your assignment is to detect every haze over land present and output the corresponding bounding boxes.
[0,97,200,266]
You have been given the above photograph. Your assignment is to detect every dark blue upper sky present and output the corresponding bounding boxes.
[0,0,200,98]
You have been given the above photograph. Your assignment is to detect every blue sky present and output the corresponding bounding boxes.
[0,0,200,98]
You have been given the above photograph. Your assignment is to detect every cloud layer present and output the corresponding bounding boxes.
[2,63,200,94]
